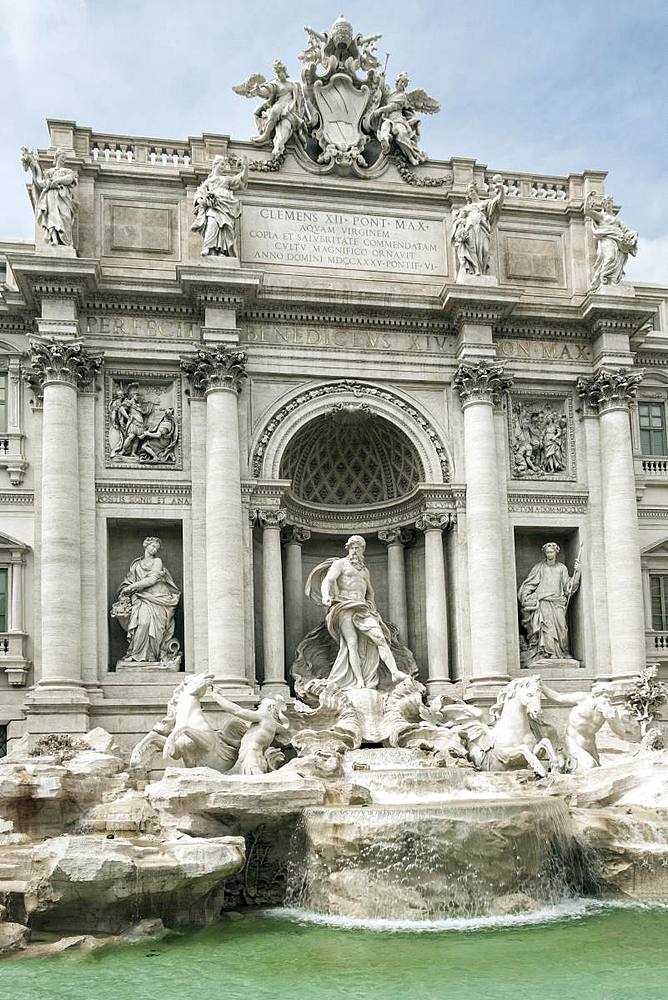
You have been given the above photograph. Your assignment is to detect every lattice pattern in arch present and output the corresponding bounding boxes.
[280,406,423,506]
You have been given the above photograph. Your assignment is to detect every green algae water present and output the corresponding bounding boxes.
[3,905,668,1000]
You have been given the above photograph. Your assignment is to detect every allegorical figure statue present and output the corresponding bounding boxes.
[21,147,78,247]
[451,176,504,277]
[541,682,637,770]
[305,535,410,690]
[233,60,306,158]
[191,155,248,257]
[518,541,581,662]
[371,73,439,166]
[584,191,638,290]
[111,536,181,667]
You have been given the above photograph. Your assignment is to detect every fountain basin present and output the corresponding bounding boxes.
[288,796,580,920]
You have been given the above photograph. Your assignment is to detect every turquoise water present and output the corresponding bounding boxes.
[3,905,668,1000]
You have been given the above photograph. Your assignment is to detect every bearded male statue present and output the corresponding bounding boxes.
[300,535,412,690]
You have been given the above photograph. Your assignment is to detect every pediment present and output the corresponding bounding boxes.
[0,531,30,552]
[641,538,668,557]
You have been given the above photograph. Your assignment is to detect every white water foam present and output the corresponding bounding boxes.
[262,899,668,934]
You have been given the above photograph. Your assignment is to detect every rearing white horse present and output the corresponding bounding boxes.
[457,675,559,778]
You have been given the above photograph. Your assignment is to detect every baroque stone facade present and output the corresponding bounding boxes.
[0,16,667,751]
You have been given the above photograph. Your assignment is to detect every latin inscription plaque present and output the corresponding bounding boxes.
[242,205,446,277]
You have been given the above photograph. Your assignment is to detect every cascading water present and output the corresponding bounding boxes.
[286,757,587,921]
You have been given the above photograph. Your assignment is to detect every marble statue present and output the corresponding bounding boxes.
[212,693,290,775]
[584,192,638,290]
[233,60,306,158]
[110,537,182,668]
[191,156,248,257]
[512,402,568,478]
[109,383,178,463]
[21,147,78,247]
[451,176,504,277]
[305,535,410,690]
[130,671,289,774]
[541,681,636,770]
[130,672,246,771]
[370,74,439,166]
[518,542,581,662]
[456,675,560,777]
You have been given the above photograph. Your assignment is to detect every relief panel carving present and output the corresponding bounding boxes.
[507,392,575,482]
[105,370,182,470]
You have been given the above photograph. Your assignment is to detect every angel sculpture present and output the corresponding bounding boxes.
[129,671,290,775]
[233,60,306,158]
[21,146,78,247]
[370,73,439,166]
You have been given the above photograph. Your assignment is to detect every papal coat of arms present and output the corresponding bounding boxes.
[233,16,440,177]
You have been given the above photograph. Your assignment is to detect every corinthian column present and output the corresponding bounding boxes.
[415,513,452,695]
[181,348,248,690]
[258,509,288,697]
[282,525,311,669]
[378,527,412,643]
[578,367,646,678]
[23,337,101,699]
[453,361,512,687]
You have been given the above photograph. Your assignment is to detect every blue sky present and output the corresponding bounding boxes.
[1,0,666,282]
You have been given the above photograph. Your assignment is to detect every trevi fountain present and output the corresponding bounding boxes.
[1,14,668,1000]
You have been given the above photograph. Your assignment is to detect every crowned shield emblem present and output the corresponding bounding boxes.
[312,73,370,163]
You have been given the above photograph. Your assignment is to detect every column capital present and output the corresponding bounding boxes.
[281,524,311,546]
[378,526,415,547]
[416,512,455,532]
[180,347,247,396]
[24,336,101,395]
[257,508,287,529]
[452,360,513,408]
[577,366,644,414]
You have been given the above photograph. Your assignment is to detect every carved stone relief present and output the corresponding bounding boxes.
[105,371,182,470]
[507,393,575,481]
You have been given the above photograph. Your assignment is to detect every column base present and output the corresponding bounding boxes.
[260,680,290,700]
[24,684,91,736]
[426,678,462,699]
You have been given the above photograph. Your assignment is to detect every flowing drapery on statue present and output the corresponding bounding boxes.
[517,541,581,662]
[295,535,416,692]
[191,156,248,257]
[111,536,182,667]
[21,147,78,247]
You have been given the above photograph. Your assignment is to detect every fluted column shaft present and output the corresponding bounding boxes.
[454,362,512,685]
[182,348,248,688]
[416,515,451,693]
[378,527,410,642]
[259,510,288,696]
[579,368,646,677]
[282,526,310,668]
[24,337,101,692]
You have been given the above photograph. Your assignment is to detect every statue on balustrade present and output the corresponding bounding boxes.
[518,542,581,663]
[191,155,248,257]
[110,536,182,668]
[451,176,504,277]
[584,192,638,290]
[233,60,306,158]
[370,73,439,167]
[21,147,78,248]
[298,535,413,691]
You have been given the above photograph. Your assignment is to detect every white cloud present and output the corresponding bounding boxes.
[626,236,668,286]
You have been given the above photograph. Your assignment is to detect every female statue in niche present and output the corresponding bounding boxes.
[517,541,581,662]
[111,536,182,667]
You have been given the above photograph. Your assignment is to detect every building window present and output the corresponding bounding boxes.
[639,402,667,456]
[0,373,7,435]
[0,726,6,758]
[650,574,668,630]
[0,567,7,632]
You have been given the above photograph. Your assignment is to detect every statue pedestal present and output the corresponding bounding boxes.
[456,272,499,286]
[116,659,181,672]
[523,657,582,673]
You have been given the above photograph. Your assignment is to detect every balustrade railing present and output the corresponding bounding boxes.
[90,137,192,168]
